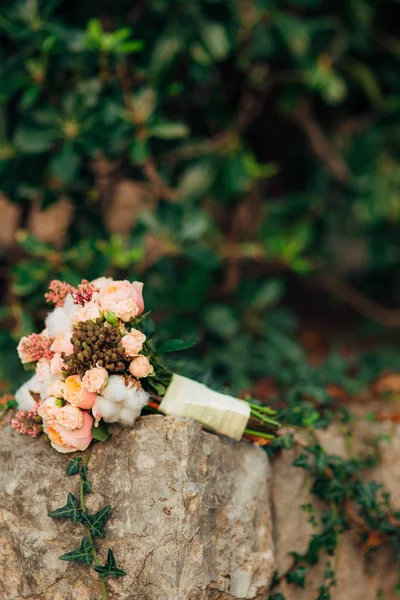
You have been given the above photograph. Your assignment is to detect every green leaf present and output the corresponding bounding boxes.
[14,125,57,153]
[177,162,217,201]
[66,457,82,476]
[91,420,111,442]
[149,122,189,139]
[157,338,197,354]
[50,143,80,183]
[59,536,93,566]
[94,549,126,579]
[286,565,308,588]
[48,493,81,525]
[292,453,310,471]
[81,505,111,538]
[200,22,230,61]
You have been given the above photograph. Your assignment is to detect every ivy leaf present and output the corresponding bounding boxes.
[94,549,126,578]
[66,457,82,476]
[83,480,93,494]
[157,338,197,354]
[286,565,308,588]
[292,453,310,471]
[48,493,81,525]
[81,505,111,538]
[59,536,93,566]
[91,420,111,442]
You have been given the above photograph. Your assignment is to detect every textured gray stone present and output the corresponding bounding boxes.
[0,414,274,600]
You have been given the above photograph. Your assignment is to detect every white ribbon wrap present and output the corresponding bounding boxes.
[159,374,250,441]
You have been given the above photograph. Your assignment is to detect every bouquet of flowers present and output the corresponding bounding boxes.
[9,276,279,598]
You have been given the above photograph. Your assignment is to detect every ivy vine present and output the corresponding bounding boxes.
[49,445,126,600]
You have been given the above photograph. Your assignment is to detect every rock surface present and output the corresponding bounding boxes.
[0,415,274,600]
[271,422,400,600]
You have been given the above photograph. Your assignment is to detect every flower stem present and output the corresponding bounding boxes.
[80,445,109,600]
[250,407,280,428]
[244,428,275,439]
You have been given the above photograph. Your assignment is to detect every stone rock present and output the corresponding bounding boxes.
[271,422,400,600]
[0,415,274,600]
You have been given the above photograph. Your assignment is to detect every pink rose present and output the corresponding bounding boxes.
[47,379,65,398]
[73,300,102,324]
[50,332,74,355]
[129,355,153,378]
[42,410,93,453]
[64,375,96,409]
[82,366,108,393]
[36,359,51,382]
[121,329,146,357]
[50,353,66,376]
[131,282,144,315]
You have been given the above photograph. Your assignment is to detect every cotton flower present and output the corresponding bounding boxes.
[102,375,130,403]
[82,366,108,393]
[15,375,41,411]
[121,329,146,357]
[129,355,153,378]
[45,306,72,338]
[64,374,96,409]
[93,375,149,425]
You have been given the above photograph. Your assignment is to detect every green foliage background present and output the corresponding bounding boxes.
[1,2,400,597]
[0,0,399,391]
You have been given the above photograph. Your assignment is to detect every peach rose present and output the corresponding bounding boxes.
[82,366,108,393]
[42,410,93,453]
[129,355,153,378]
[38,397,59,424]
[36,359,51,382]
[47,379,65,398]
[121,329,146,357]
[50,353,66,376]
[50,332,74,355]
[73,300,102,324]
[99,280,144,321]
[91,276,113,290]
[64,375,96,409]
[57,404,84,430]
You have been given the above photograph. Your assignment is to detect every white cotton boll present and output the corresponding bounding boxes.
[15,376,38,410]
[63,294,76,318]
[119,406,139,425]
[45,307,71,338]
[94,395,120,422]
[125,386,149,412]
[39,374,58,400]
[102,375,128,403]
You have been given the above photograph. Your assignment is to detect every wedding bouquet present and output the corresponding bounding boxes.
[9,276,279,598]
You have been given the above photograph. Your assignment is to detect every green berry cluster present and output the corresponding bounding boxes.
[62,319,128,376]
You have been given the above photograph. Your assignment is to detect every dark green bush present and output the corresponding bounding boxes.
[1,0,400,391]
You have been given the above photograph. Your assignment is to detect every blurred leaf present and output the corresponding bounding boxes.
[50,143,80,182]
[149,122,189,139]
[204,305,239,339]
